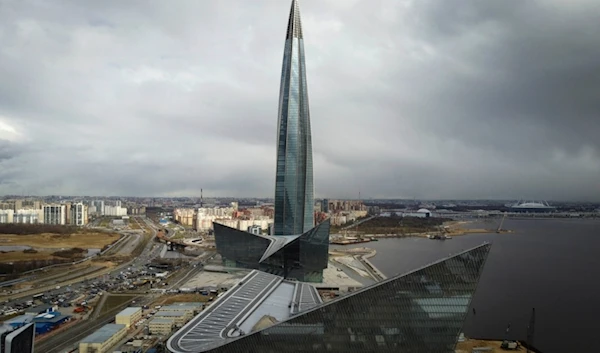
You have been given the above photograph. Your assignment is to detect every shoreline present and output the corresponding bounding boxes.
[330,220,509,246]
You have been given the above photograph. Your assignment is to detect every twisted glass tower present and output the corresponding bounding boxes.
[274,0,314,236]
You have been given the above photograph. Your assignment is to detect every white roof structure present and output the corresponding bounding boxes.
[167,270,322,353]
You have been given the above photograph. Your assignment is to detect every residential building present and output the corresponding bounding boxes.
[64,202,71,225]
[79,324,127,353]
[127,206,146,215]
[70,203,88,226]
[103,205,127,217]
[154,310,192,327]
[0,210,14,223]
[92,200,105,216]
[148,318,174,336]
[173,208,195,226]
[13,209,42,224]
[13,200,22,212]
[160,303,203,315]
[273,0,314,236]
[247,225,261,235]
[43,204,66,225]
[115,307,142,328]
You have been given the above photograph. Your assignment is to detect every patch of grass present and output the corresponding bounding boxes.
[96,295,138,316]
[159,293,213,304]
[0,232,120,249]
[51,247,86,259]
[355,216,452,235]
[0,251,58,262]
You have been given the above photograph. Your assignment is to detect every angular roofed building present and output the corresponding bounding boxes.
[214,219,329,282]
[168,243,491,353]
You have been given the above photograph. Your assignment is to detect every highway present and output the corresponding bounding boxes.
[32,218,210,353]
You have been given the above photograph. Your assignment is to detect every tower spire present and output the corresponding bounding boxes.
[286,0,303,39]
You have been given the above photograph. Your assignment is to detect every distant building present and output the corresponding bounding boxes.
[70,203,88,226]
[103,205,127,217]
[79,323,127,353]
[13,200,23,212]
[247,225,262,235]
[64,202,71,225]
[43,205,66,225]
[13,209,42,224]
[321,199,329,213]
[402,208,432,218]
[92,200,105,216]
[115,307,142,328]
[0,209,14,223]
[31,312,70,334]
[148,317,174,336]
[127,206,146,215]
[509,201,556,213]
[173,208,195,226]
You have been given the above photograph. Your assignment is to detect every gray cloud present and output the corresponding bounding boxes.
[0,0,599,200]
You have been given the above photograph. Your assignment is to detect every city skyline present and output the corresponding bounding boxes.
[273,0,314,235]
[1,1,599,201]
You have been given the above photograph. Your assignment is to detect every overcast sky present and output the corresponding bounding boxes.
[1,0,599,201]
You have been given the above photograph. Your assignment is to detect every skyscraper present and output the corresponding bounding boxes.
[274,0,314,236]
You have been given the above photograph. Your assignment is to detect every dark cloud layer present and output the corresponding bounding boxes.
[0,0,599,200]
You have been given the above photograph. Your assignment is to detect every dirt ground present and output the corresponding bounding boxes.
[456,339,526,352]
[0,232,120,249]
[157,294,213,305]
[0,251,59,262]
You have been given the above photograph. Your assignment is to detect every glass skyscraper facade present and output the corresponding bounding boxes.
[214,219,330,282]
[212,0,328,283]
[274,0,314,236]
[192,243,492,353]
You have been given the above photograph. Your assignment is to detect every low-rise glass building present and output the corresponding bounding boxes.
[171,243,491,353]
[213,219,330,283]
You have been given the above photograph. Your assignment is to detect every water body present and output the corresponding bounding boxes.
[333,218,600,353]
[0,245,32,251]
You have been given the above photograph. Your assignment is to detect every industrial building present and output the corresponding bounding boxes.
[4,312,69,335]
[79,324,127,353]
[168,243,491,353]
[148,318,174,336]
[32,312,70,334]
[115,307,142,328]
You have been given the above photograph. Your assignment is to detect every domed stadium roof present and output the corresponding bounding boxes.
[417,208,431,213]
